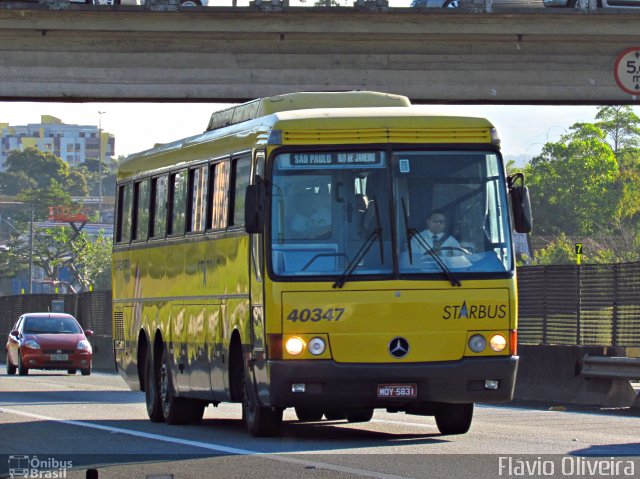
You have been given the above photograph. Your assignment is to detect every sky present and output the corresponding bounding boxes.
[0,101,625,165]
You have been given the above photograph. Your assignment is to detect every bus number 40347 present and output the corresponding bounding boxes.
[287,307,345,322]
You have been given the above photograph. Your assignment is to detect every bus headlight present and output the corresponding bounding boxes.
[489,334,507,352]
[308,337,326,356]
[285,337,305,356]
[468,334,487,353]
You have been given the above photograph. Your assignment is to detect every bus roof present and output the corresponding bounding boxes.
[118,92,496,179]
[206,91,411,132]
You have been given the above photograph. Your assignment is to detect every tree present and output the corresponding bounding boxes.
[526,122,620,236]
[69,232,112,291]
[0,148,88,221]
[595,105,640,156]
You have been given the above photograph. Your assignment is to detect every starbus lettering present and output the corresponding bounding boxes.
[442,301,507,320]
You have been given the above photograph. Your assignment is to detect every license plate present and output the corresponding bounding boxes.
[377,383,417,398]
[50,354,68,361]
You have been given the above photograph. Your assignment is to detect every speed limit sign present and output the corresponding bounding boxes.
[614,47,640,96]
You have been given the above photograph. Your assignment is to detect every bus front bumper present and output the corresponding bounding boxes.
[266,356,518,409]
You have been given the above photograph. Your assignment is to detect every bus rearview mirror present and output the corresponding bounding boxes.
[245,183,265,234]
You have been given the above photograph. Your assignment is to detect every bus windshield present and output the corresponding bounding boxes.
[269,149,512,279]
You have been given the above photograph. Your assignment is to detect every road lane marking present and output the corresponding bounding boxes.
[0,407,410,479]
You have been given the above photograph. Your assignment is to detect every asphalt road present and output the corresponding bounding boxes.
[1,368,639,479]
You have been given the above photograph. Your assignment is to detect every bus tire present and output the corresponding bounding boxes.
[434,403,473,435]
[295,407,324,422]
[346,408,374,423]
[144,351,164,423]
[242,363,282,437]
[159,347,193,425]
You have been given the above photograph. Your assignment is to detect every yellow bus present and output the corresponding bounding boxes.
[113,91,532,437]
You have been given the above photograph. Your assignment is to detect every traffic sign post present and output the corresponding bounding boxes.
[614,47,640,96]
[575,243,582,266]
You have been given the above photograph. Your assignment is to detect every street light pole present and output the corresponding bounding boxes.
[98,111,106,220]
[28,199,34,294]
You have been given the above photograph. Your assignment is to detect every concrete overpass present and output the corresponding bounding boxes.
[0,2,639,104]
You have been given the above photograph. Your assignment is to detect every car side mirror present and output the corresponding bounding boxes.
[245,180,265,234]
[10,330,19,338]
[84,330,94,337]
[508,173,533,234]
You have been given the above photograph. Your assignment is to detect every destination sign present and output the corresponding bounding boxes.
[280,152,384,169]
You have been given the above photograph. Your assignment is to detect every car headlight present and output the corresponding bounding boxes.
[77,340,92,352]
[489,334,507,352]
[308,337,326,356]
[468,334,487,353]
[24,339,40,349]
[285,337,305,356]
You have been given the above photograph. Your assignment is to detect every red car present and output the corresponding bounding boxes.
[5,313,93,376]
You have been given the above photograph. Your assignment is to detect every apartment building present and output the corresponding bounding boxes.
[0,115,115,171]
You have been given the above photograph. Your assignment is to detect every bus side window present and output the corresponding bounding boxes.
[188,164,208,233]
[132,178,150,241]
[210,160,230,230]
[168,169,187,236]
[231,156,251,227]
[150,175,168,239]
[116,183,133,244]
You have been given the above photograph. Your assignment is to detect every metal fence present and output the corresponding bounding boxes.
[0,290,112,337]
[2,262,640,348]
[518,263,640,347]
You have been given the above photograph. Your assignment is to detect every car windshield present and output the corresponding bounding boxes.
[269,149,512,279]
[23,316,82,334]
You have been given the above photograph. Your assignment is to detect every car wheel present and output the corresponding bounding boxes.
[144,351,164,422]
[17,351,28,376]
[81,368,91,376]
[323,409,346,420]
[434,403,473,435]
[180,0,201,5]
[6,354,16,375]
[346,408,374,423]
[295,406,324,422]
[159,347,196,425]
[68,369,77,375]
[241,361,282,436]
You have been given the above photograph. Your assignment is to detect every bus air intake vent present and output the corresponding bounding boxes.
[113,310,125,342]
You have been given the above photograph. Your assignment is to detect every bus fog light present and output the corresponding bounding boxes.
[485,379,499,390]
[308,337,326,356]
[468,334,487,353]
[489,334,507,352]
[291,383,306,393]
[285,337,305,356]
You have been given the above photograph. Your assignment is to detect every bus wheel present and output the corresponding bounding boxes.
[144,351,163,422]
[159,348,193,425]
[242,364,282,436]
[295,407,324,422]
[346,408,374,423]
[434,403,473,435]
[323,409,346,421]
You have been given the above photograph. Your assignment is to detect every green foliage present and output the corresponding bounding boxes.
[0,148,89,220]
[69,232,113,291]
[527,123,620,236]
[595,105,640,155]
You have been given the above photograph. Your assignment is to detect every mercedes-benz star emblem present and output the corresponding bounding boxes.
[388,337,409,359]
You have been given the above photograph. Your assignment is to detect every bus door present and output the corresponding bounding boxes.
[248,151,268,401]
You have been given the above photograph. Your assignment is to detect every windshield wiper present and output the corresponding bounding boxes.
[401,198,461,287]
[333,198,384,289]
